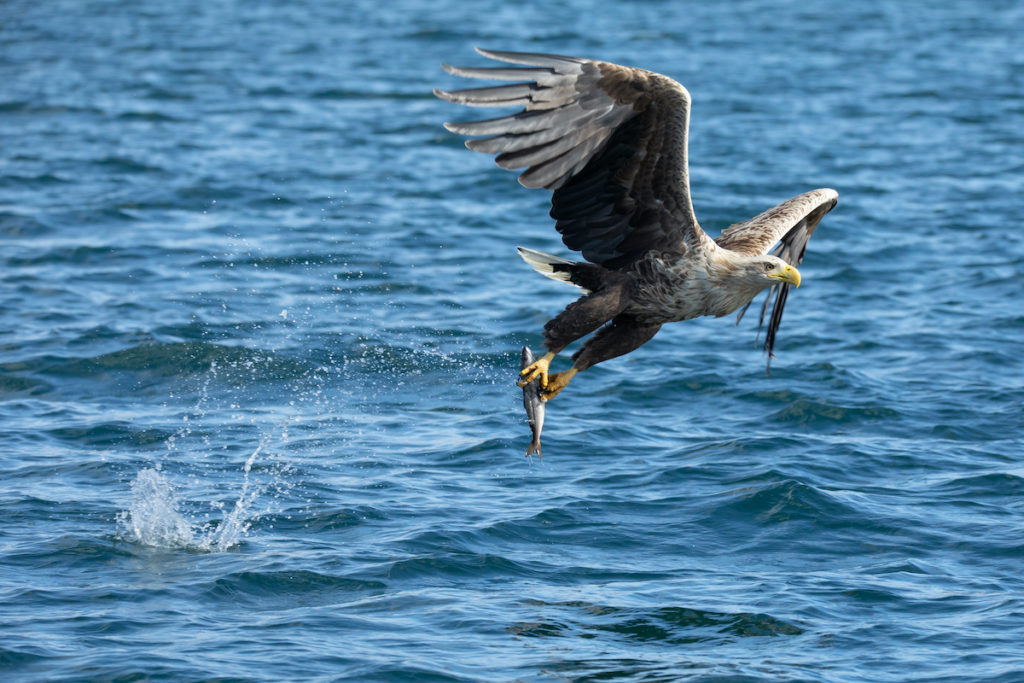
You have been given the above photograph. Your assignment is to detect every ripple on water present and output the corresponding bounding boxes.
[509,599,804,643]
[766,397,901,428]
[16,341,318,391]
[204,571,387,608]
[383,552,539,583]
[700,476,921,557]
[0,372,52,397]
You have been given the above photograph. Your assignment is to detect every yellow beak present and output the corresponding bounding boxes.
[771,264,801,287]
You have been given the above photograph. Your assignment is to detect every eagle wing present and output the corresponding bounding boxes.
[718,189,839,368]
[715,188,838,259]
[434,48,709,269]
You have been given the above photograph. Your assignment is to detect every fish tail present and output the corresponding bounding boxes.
[526,438,541,458]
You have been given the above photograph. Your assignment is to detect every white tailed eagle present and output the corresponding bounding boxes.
[435,49,837,400]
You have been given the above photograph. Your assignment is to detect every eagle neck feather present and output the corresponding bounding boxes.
[704,249,766,317]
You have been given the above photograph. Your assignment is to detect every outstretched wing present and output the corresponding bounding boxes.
[434,48,709,269]
[721,189,839,370]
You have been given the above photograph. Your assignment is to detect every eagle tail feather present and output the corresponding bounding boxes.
[517,247,604,293]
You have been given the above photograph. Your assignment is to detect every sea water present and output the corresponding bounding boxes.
[1,0,1023,680]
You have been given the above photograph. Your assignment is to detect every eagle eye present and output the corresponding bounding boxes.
[764,262,775,271]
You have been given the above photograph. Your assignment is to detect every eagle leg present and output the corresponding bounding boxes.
[532,315,661,402]
[541,273,634,355]
[572,315,662,372]
[520,273,634,391]
[518,351,554,388]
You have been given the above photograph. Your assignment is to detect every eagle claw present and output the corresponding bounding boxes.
[540,368,578,402]
[518,356,550,389]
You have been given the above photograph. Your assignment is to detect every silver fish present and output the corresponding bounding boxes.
[520,346,545,458]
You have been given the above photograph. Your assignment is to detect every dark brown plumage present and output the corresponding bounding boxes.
[435,48,837,400]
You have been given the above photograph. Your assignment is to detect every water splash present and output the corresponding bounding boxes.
[117,468,196,549]
[116,347,305,551]
[118,438,269,552]
[205,438,265,550]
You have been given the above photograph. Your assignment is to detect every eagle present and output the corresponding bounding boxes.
[435,49,837,401]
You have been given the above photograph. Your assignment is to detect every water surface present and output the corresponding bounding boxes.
[2,0,1023,680]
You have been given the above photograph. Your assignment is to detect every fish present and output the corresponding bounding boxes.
[520,346,545,458]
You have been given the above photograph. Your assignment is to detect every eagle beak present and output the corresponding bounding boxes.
[771,264,801,287]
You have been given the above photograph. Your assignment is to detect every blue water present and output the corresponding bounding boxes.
[2,0,1023,680]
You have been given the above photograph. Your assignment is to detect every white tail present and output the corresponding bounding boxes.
[517,247,578,287]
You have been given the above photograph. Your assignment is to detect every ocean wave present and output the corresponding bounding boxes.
[931,471,1024,498]
[46,422,176,448]
[205,570,387,606]
[4,535,130,573]
[0,372,52,397]
[19,341,316,387]
[510,599,804,643]
[767,398,901,427]
[383,552,538,582]
[711,477,860,524]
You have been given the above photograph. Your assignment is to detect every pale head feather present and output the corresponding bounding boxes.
[705,251,793,317]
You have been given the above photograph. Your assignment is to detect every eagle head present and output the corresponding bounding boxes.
[745,255,801,288]
[705,252,802,318]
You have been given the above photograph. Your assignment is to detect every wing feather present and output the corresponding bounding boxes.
[443,109,577,136]
[435,48,707,268]
[472,48,587,68]
[715,188,838,257]
[440,65,562,84]
[435,83,542,107]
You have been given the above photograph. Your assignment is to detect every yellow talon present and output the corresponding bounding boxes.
[518,352,554,389]
[541,367,578,402]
